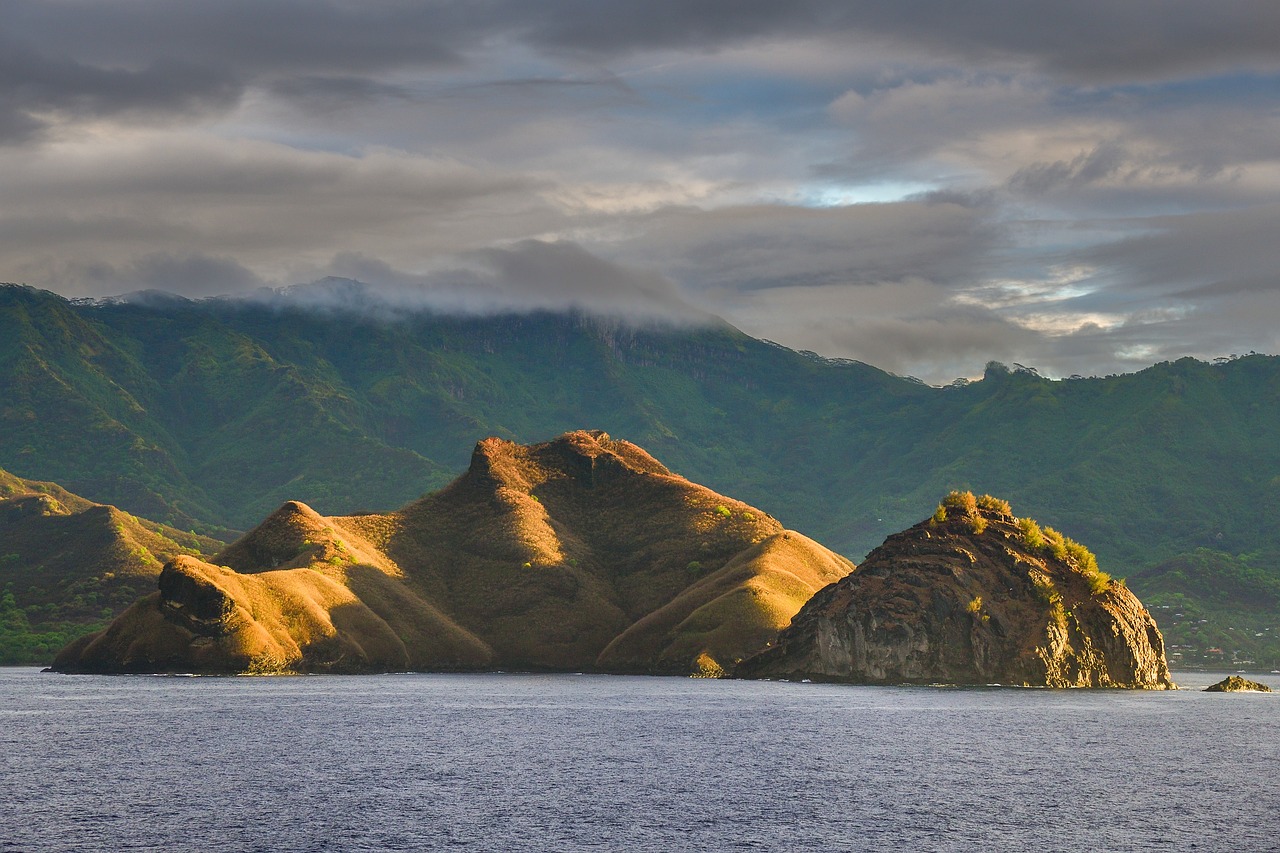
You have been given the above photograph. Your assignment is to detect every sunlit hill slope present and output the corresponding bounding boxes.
[0,468,219,663]
[54,431,852,675]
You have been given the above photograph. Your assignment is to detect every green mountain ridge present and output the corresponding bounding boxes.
[4,281,1280,667]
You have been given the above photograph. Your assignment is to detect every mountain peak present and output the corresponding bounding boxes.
[465,430,673,494]
[213,499,332,572]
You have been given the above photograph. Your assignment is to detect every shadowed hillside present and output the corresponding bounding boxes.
[55,431,853,675]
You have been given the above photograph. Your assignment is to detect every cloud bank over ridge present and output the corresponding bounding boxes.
[2,1,1279,382]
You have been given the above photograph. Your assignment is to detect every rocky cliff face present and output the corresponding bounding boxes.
[54,431,853,675]
[741,493,1175,688]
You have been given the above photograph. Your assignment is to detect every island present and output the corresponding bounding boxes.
[739,491,1175,688]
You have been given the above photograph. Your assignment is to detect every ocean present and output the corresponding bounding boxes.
[1,668,1276,852]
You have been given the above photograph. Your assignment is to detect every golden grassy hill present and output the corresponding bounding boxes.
[55,430,854,675]
[0,467,224,662]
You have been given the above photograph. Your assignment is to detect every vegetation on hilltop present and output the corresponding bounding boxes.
[933,490,1114,594]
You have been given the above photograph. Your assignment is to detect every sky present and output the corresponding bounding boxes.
[3,1,1280,383]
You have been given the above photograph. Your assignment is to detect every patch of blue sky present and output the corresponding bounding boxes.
[798,181,935,207]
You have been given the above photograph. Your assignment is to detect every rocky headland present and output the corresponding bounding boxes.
[740,491,1175,688]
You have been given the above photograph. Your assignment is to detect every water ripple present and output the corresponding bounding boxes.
[0,669,1275,852]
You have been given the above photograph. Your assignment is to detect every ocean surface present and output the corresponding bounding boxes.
[1,668,1276,852]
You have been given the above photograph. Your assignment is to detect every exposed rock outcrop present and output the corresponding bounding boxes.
[54,430,853,675]
[1204,676,1272,692]
[740,492,1175,688]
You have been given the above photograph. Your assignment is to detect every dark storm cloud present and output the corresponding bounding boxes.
[6,1,1278,98]
[516,1,1280,80]
[1086,205,1280,298]
[0,1,466,74]
[0,0,467,139]
[0,38,240,142]
[418,0,1280,91]
[2,0,1277,149]
[840,2,1280,81]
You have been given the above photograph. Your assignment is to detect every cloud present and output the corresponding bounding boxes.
[0,131,554,289]
[267,76,413,110]
[508,2,1280,82]
[0,0,1278,382]
[54,253,267,299]
[1,2,466,76]
[1085,205,1280,298]
[0,1,471,141]
[609,197,999,294]
[0,0,1275,151]
[0,39,241,142]
[1008,142,1131,195]
[289,240,704,322]
[465,240,695,315]
[722,279,1042,383]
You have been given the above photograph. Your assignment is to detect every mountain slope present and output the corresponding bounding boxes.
[54,431,854,675]
[5,282,1280,654]
[0,468,221,663]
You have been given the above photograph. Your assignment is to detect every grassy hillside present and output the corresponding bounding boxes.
[4,282,1280,661]
[56,431,853,675]
[0,468,221,663]
[1131,550,1280,670]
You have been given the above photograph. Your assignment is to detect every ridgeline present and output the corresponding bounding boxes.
[4,281,1280,667]
[0,468,219,663]
[54,431,852,675]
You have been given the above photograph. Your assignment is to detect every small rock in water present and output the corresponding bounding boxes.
[1204,675,1272,693]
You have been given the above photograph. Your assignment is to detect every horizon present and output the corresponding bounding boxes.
[3,2,1279,383]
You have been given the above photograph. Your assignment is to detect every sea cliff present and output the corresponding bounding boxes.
[741,492,1175,688]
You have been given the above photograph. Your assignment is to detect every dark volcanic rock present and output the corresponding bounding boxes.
[1204,675,1272,692]
[741,494,1175,689]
